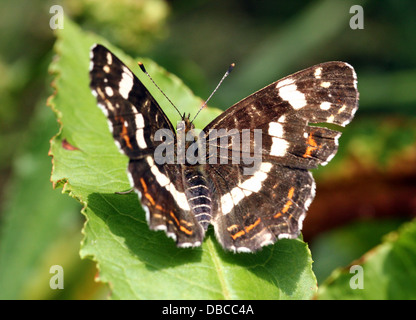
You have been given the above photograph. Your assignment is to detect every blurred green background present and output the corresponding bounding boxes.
[1,0,416,299]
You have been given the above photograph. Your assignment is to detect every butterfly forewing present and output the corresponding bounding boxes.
[90,44,205,247]
[89,44,175,158]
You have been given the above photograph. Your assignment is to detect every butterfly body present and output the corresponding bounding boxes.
[89,44,358,252]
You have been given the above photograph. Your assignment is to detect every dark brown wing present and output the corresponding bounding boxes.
[202,62,358,252]
[90,44,204,247]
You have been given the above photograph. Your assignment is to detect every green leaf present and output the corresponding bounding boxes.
[48,18,316,299]
[317,219,416,299]
[311,219,405,284]
[218,0,360,107]
[0,99,83,299]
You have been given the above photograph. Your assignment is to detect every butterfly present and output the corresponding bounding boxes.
[89,44,358,252]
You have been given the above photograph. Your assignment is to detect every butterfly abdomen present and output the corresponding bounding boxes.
[182,166,212,231]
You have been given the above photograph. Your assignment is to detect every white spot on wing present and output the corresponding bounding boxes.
[338,104,347,114]
[220,193,233,214]
[278,84,307,110]
[147,156,169,187]
[166,183,190,210]
[136,128,147,149]
[270,137,289,157]
[320,101,331,110]
[320,81,331,88]
[276,78,294,88]
[119,67,134,99]
[178,241,201,248]
[278,233,292,240]
[106,52,113,65]
[314,67,322,79]
[268,122,284,138]
[277,115,286,123]
[146,156,190,211]
[327,114,335,123]
[134,114,147,148]
[135,113,145,129]
[220,163,272,214]
[105,86,114,97]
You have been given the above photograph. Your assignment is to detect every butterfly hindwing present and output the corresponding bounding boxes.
[128,158,205,247]
[208,163,315,252]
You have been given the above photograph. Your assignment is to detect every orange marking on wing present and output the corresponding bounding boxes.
[273,212,282,219]
[169,211,193,235]
[303,132,319,158]
[144,193,155,205]
[281,200,293,214]
[230,218,262,240]
[169,211,180,226]
[155,204,164,211]
[274,187,295,218]
[231,230,246,240]
[114,115,133,149]
[121,122,133,149]
[180,219,194,227]
[179,225,193,235]
[139,178,155,205]
[139,178,148,192]
[245,218,261,233]
[287,187,295,199]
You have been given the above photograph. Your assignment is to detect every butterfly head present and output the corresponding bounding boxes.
[177,113,195,134]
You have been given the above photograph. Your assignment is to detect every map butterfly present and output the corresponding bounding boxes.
[89,44,358,252]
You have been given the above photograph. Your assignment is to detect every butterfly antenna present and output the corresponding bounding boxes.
[138,62,183,119]
[190,63,235,125]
